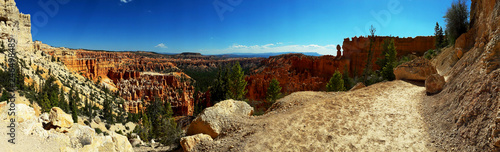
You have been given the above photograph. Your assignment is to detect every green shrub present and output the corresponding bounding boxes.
[105,124,111,130]
[444,0,469,45]
[95,128,102,134]
[326,71,345,92]
[266,78,282,103]
[424,49,436,59]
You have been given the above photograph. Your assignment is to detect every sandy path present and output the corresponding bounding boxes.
[202,80,437,151]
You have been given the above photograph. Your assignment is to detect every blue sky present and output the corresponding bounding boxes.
[16,0,468,55]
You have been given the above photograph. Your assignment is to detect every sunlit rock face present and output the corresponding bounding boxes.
[0,0,33,51]
[343,36,435,76]
[246,36,435,101]
[37,45,197,115]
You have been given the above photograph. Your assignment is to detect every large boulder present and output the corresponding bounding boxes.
[180,134,213,152]
[49,107,74,131]
[16,103,36,123]
[425,74,446,94]
[394,57,437,81]
[110,132,134,152]
[187,99,253,138]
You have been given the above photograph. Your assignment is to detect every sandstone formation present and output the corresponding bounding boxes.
[247,36,435,101]
[394,57,437,81]
[343,36,435,76]
[36,45,198,115]
[0,0,33,51]
[181,134,213,152]
[425,74,445,94]
[0,103,134,152]
[420,0,500,151]
[246,54,349,101]
[187,99,254,138]
[349,82,366,91]
[48,107,74,131]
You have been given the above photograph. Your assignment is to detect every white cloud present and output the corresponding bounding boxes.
[155,43,168,49]
[220,43,339,55]
[120,0,132,3]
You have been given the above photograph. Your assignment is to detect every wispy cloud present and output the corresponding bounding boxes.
[155,43,168,49]
[223,43,338,55]
[120,0,132,3]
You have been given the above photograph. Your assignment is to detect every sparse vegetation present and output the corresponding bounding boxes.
[378,38,397,81]
[362,25,376,84]
[228,62,248,100]
[134,97,183,146]
[326,71,345,92]
[266,78,282,103]
[444,0,469,45]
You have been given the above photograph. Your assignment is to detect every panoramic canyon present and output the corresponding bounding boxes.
[0,0,498,151]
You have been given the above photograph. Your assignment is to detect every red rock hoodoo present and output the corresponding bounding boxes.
[247,36,435,101]
[37,44,196,116]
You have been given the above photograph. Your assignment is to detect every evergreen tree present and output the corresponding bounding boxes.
[59,88,69,112]
[326,71,345,92]
[0,90,9,102]
[266,78,282,103]
[342,66,353,90]
[363,25,376,83]
[434,22,446,48]
[380,39,397,81]
[227,62,247,100]
[444,0,469,45]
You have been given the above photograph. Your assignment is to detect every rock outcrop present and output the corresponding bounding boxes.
[425,74,445,94]
[48,107,74,131]
[37,45,197,115]
[246,54,349,101]
[0,0,33,51]
[180,134,213,152]
[1,103,134,152]
[349,82,366,91]
[343,36,435,76]
[394,57,437,81]
[420,0,500,151]
[247,36,435,101]
[186,99,254,138]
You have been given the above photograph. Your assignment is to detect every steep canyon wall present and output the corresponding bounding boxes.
[246,36,435,101]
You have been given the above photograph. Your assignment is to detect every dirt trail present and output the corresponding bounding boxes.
[197,80,440,151]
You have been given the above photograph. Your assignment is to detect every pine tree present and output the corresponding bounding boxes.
[380,39,397,81]
[363,25,376,83]
[227,62,247,100]
[210,66,228,104]
[266,78,282,103]
[434,22,447,49]
[326,71,345,92]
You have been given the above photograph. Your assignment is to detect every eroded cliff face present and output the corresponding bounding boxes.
[343,36,435,76]
[422,0,500,151]
[37,44,195,115]
[246,36,435,101]
[246,54,349,101]
[0,0,32,51]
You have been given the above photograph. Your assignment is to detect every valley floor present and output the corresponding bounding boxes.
[198,80,443,151]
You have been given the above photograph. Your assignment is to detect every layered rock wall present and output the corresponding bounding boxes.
[246,54,349,101]
[247,36,435,101]
[37,45,195,115]
[343,36,435,76]
[0,0,33,51]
